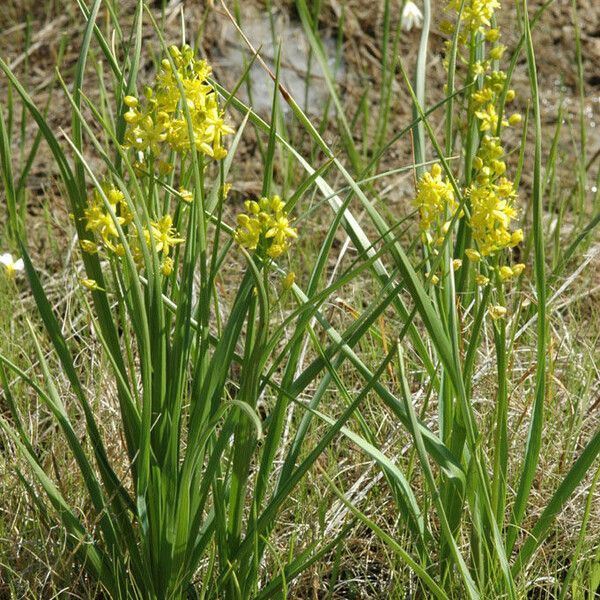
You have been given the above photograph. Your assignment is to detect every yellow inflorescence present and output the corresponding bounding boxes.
[465,19,522,261]
[79,50,237,285]
[235,195,298,259]
[415,0,526,295]
[83,184,132,253]
[413,163,458,235]
[82,183,184,277]
[448,0,500,33]
[123,45,234,161]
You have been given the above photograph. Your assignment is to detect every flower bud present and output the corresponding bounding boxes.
[499,266,513,281]
[485,28,500,42]
[508,113,522,126]
[283,271,296,290]
[80,239,98,254]
[489,45,506,60]
[511,263,526,276]
[489,305,507,320]
[465,248,481,262]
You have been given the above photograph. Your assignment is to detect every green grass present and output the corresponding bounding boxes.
[1,0,600,598]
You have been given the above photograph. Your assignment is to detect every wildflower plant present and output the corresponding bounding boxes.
[285,0,600,597]
[336,0,600,595]
[0,15,348,598]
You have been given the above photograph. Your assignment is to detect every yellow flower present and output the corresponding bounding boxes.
[475,103,499,132]
[84,202,120,247]
[204,111,236,160]
[80,239,99,254]
[475,274,490,286]
[489,304,507,320]
[485,28,500,42]
[80,278,104,291]
[508,113,522,126]
[124,106,143,125]
[137,115,167,155]
[499,265,513,281]
[267,243,288,259]
[492,160,506,176]
[413,163,457,233]
[472,87,495,107]
[283,271,296,290]
[510,229,524,246]
[124,95,138,108]
[179,188,193,203]
[511,263,526,276]
[478,136,504,162]
[150,215,184,256]
[489,45,506,61]
[235,214,262,250]
[234,195,297,258]
[465,248,481,262]
[83,185,133,252]
[161,256,174,276]
[452,258,463,270]
[221,183,232,199]
[265,215,298,246]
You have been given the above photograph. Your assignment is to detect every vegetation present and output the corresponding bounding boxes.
[1,0,599,597]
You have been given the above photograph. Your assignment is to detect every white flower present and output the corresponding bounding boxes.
[0,252,24,276]
[402,1,423,31]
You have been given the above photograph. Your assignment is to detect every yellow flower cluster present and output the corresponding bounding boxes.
[465,21,523,260]
[439,0,525,270]
[448,0,500,33]
[467,135,523,257]
[138,214,185,276]
[235,195,298,259]
[82,184,184,276]
[83,184,132,254]
[412,0,527,303]
[413,163,458,236]
[123,45,234,161]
